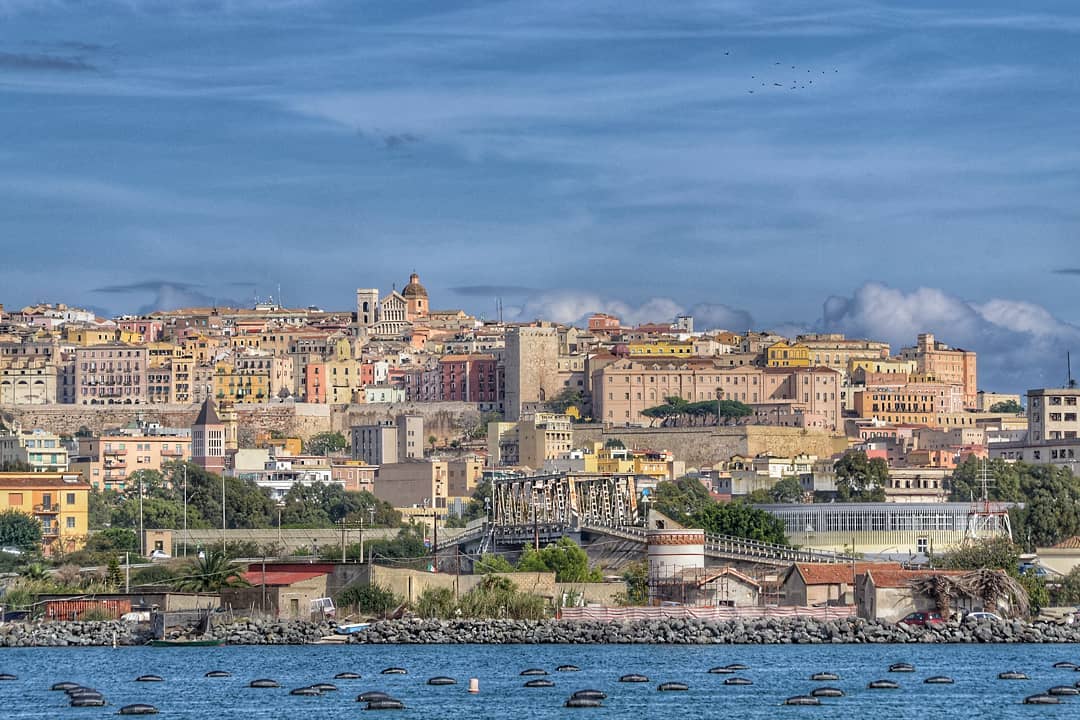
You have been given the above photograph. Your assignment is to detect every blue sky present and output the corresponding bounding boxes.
[2,0,1079,391]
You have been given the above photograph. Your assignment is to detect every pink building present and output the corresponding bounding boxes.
[74,345,149,405]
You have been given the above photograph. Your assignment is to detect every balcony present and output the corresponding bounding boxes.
[34,504,60,515]
[41,527,59,538]
[161,448,182,457]
[104,447,127,455]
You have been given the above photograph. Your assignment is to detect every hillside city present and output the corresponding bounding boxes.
[2,272,1079,626]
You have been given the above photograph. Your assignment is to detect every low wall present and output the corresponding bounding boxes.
[558,605,857,622]
[369,567,557,605]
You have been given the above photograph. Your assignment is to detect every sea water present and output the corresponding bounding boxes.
[1,642,1078,718]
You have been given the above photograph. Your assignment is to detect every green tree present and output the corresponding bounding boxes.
[1018,570,1049,614]
[604,438,625,449]
[516,538,603,582]
[0,460,33,472]
[0,509,42,551]
[616,561,649,606]
[770,477,805,503]
[989,399,1023,414]
[174,550,250,592]
[305,431,348,456]
[833,451,887,502]
[1052,566,1080,605]
[336,583,401,616]
[651,477,713,524]
[105,556,124,588]
[86,528,139,554]
[475,553,514,573]
[935,537,1021,571]
[546,387,584,416]
[692,501,789,545]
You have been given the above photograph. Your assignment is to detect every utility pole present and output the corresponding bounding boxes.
[125,551,130,593]
[431,511,438,574]
[340,519,347,563]
[182,464,188,557]
[221,473,226,555]
[138,472,144,558]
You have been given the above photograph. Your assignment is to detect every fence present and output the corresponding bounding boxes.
[558,605,856,622]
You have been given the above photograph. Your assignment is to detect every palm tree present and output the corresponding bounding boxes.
[909,574,963,617]
[957,569,1029,619]
[174,551,250,592]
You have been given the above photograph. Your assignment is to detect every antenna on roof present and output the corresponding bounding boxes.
[1069,352,1076,389]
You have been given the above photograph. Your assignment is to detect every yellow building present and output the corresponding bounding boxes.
[766,341,811,367]
[213,361,271,404]
[628,341,694,357]
[0,472,90,555]
[848,357,917,375]
[65,326,119,346]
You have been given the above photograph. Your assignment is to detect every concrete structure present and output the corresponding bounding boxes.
[858,567,969,622]
[0,471,90,555]
[900,333,978,408]
[0,428,69,472]
[780,562,900,607]
[487,413,573,469]
[74,345,149,405]
[989,387,1080,470]
[760,502,1012,557]
[191,398,226,474]
[1035,535,1080,577]
[72,431,190,489]
[374,457,482,512]
[350,414,423,465]
[504,325,560,421]
[647,528,705,602]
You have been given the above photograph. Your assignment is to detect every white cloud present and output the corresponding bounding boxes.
[822,282,1080,391]
[504,290,752,331]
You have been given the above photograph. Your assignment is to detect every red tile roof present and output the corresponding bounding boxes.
[1053,535,1080,549]
[792,562,901,586]
[242,569,327,587]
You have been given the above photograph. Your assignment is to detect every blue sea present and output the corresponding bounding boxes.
[1,643,1079,718]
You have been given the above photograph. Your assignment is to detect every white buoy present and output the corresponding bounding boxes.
[468,678,479,694]
[112,632,117,649]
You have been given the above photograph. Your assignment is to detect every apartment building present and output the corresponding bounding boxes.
[350,414,424,465]
[73,345,149,405]
[0,472,90,555]
[0,429,69,472]
[72,431,191,489]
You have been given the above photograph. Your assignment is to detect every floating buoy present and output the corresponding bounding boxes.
[427,677,456,686]
[784,696,821,706]
[205,671,231,678]
[52,682,80,691]
[135,675,164,683]
[707,667,735,674]
[1024,694,1060,705]
[557,665,581,672]
[65,687,96,696]
[1047,686,1080,696]
[469,677,479,694]
[999,671,1029,680]
[311,683,338,692]
[71,697,107,707]
[380,668,407,675]
[658,682,689,691]
[570,690,606,700]
[357,691,392,702]
[366,699,406,710]
[1053,662,1077,670]
[889,663,915,673]
[868,680,900,689]
[0,674,16,681]
[924,676,955,684]
[810,672,839,681]
[725,678,752,686]
[725,664,749,671]
[521,669,549,676]
[69,690,104,699]
[249,679,280,688]
[335,672,362,680]
[524,679,555,688]
[564,698,602,708]
[119,704,159,715]
[619,674,649,683]
[290,687,321,696]
[811,687,844,697]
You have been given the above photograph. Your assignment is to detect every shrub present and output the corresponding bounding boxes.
[336,583,401,617]
[414,587,456,619]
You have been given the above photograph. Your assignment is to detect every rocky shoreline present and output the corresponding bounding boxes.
[4,615,1080,647]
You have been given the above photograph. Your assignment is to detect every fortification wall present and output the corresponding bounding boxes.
[572,424,849,467]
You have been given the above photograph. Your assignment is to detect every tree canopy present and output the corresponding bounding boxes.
[833,451,888,502]
[305,431,348,456]
[989,399,1023,414]
[516,537,603,582]
[770,477,805,503]
[651,477,788,545]
[641,396,753,427]
[0,509,41,551]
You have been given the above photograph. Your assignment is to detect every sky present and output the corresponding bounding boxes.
[2,0,1079,392]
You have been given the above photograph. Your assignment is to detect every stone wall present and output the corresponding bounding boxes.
[370,567,558,605]
[572,424,849,467]
[1,400,482,445]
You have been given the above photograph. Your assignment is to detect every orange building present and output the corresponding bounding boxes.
[0,472,90,555]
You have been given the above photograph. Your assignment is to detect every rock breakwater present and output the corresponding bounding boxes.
[4,615,1080,647]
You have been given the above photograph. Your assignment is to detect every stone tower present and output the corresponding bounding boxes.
[504,325,560,421]
[356,288,379,327]
[402,272,429,322]
[191,397,225,474]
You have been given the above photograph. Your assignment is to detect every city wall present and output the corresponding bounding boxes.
[571,424,850,467]
[0,401,481,444]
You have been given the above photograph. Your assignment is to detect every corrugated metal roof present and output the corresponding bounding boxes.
[242,569,327,587]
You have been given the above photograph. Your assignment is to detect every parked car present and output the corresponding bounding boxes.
[965,611,1003,622]
[899,611,945,626]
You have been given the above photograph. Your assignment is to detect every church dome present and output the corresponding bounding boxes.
[403,272,428,298]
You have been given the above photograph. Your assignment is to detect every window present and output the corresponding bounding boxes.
[66,517,76,529]
[8,493,23,505]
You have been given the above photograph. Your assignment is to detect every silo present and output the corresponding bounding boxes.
[646,529,705,602]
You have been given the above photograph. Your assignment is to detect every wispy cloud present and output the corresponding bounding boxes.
[0,51,95,72]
